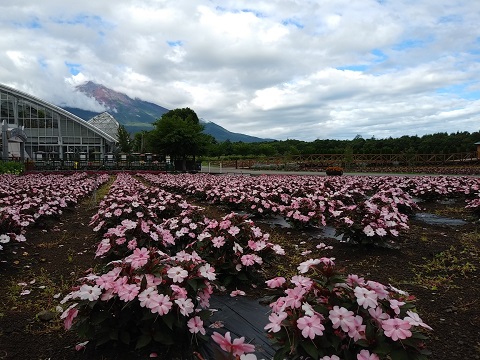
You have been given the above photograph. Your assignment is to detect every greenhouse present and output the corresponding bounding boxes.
[0,83,117,162]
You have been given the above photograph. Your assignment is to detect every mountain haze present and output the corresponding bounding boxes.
[64,81,272,143]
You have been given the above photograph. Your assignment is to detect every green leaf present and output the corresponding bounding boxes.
[135,333,152,349]
[152,330,175,345]
[187,278,199,292]
[299,340,319,359]
[390,348,412,360]
[162,312,175,330]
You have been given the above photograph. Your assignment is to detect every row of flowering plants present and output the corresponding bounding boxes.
[61,173,284,357]
[138,173,422,247]
[0,172,109,256]
[264,258,432,360]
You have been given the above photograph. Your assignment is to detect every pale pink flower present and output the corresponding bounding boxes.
[175,298,194,316]
[117,283,140,302]
[241,254,256,266]
[61,303,79,330]
[354,286,378,309]
[366,281,390,299]
[285,286,306,308]
[320,356,340,360]
[150,294,173,315]
[297,259,321,273]
[329,306,356,332]
[127,247,150,269]
[230,289,246,297]
[199,264,216,280]
[291,275,313,289]
[211,331,255,357]
[228,226,240,236]
[265,277,286,288]
[138,287,159,308]
[346,274,365,287]
[357,350,380,360]
[187,316,206,335]
[389,299,405,315]
[127,239,137,250]
[368,306,389,324]
[75,340,89,351]
[382,318,412,341]
[167,266,188,283]
[170,285,188,299]
[264,312,287,333]
[77,284,102,301]
[363,225,375,236]
[212,236,226,248]
[404,311,433,330]
[297,314,325,339]
[347,315,366,341]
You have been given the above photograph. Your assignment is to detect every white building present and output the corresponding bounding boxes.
[1,83,117,161]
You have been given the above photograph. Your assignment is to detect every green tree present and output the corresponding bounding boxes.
[148,108,211,170]
[117,125,132,153]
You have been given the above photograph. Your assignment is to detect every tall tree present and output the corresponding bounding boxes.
[148,108,211,170]
[116,125,132,153]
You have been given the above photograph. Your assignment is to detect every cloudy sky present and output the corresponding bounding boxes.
[1,1,480,141]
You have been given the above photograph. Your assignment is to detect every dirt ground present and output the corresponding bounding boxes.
[0,177,479,360]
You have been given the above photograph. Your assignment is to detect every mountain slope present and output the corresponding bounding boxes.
[64,81,273,142]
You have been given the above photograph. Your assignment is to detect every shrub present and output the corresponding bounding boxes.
[325,166,343,176]
[0,161,24,175]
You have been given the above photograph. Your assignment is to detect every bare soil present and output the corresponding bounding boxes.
[0,180,479,360]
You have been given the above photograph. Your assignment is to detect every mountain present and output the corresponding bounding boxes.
[64,81,273,143]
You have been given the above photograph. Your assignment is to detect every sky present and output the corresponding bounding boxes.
[1,1,480,141]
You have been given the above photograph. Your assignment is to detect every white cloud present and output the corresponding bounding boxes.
[0,0,479,141]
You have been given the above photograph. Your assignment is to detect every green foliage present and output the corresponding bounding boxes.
[116,125,133,153]
[146,108,212,168]
[0,161,24,174]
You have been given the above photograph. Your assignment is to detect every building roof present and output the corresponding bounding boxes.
[87,112,120,140]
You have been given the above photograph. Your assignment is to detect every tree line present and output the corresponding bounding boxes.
[117,108,480,161]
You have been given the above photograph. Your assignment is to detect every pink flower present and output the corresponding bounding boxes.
[117,283,140,302]
[297,259,320,273]
[167,266,188,283]
[199,264,217,280]
[228,226,241,236]
[75,340,89,351]
[187,316,206,335]
[329,306,356,332]
[77,284,102,301]
[230,289,246,297]
[357,350,380,360]
[211,331,255,357]
[382,318,412,341]
[264,312,287,333]
[284,286,306,308]
[61,303,79,330]
[389,299,405,315]
[354,286,378,309]
[150,294,173,315]
[321,356,340,360]
[291,275,313,289]
[212,236,226,248]
[241,254,256,266]
[297,314,325,339]
[138,287,159,308]
[346,274,365,287]
[368,306,389,324]
[175,298,194,316]
[127,239,137,250]
[404,311,433,330]
[127,247,150,269]
[170,285,188,299]
[347,315,366,341]
[265,277,286,288]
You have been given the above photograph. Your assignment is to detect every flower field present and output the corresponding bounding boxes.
[0,172,479,359]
